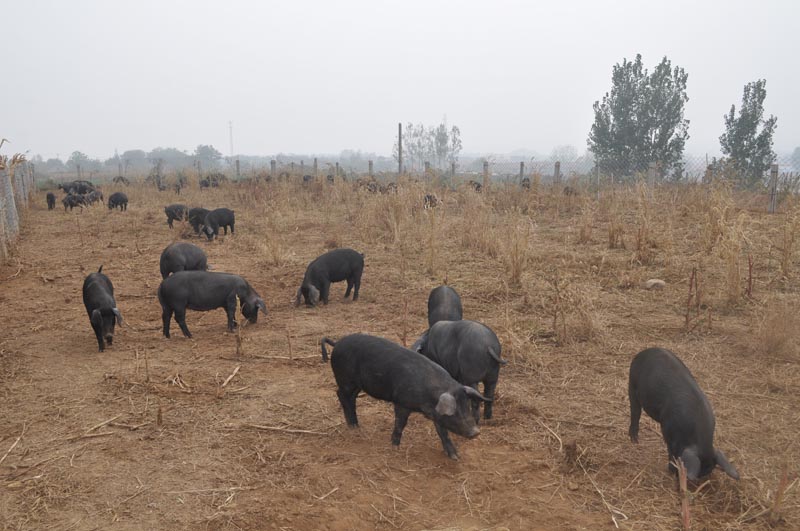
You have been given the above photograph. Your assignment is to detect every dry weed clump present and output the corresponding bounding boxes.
[546,268,602,345]
[633,183,657,265]
[607,199,625,249]
[702,183,736,254]
[754,298,798,360]
[775,202,800,279]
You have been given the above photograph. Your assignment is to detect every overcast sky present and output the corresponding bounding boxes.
[4,0,798,161]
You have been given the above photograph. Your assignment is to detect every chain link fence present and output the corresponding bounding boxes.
[0,160,35,263]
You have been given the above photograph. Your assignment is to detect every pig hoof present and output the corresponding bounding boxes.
[446,451,459,461]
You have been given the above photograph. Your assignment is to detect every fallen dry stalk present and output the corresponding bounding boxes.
[243,424,328,435]
[674,457,691,530]
[0,424,26,466]
[221,365,241,388]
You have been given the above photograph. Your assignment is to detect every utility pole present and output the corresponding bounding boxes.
[228,121,234,159]
[398,122,403,176]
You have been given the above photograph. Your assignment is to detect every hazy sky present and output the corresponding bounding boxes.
[4,0,798,161]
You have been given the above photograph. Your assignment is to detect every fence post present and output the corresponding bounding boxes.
[482,161,489,190]
[554,161,561,185]
[335,162,340,177]
[270,159,276,177]
[300,160,304,175]
[424,161,430,179]
[313,158,318,178]
[235,158,240,177]
[647,161,657,188]
[768,164,779,214]
[368,160,373,178]
[77,163,82,180]
[519,161,524,183]
[451,161,456,178]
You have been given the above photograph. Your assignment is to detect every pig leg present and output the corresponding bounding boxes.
[168,218,174,229]
[222,225,228,235]
[94,329,105,352]
[482,377,498,420]
[352,274,361,301]
[469,384,481,424]
[225,293,238,331]
[161,306,173,338]
[337,386,359,426]
[320,281,331,305]
[391,405,411,446]
[174,307,192,338]
[628,384,641,443]
[344,278,353,298]
[434,422,459,460]
[230,222,234,234]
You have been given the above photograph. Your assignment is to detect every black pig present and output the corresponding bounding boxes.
[82,266,123,352]
[188,207,210,234]
[321,334,490,460]
[108,192,128,211]
[426,285,463,327]
[295,248,364,306]
[628,347,739,481]
[158,271,267,338]
[164,203,188,228]
[159,242,208,279]
[46,192,56,210]
[200,208,235,240]
[416,320,505,422]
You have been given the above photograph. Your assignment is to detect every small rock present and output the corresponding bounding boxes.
[644,279,666,290]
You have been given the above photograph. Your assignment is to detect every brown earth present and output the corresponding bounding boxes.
[0,179,798,530]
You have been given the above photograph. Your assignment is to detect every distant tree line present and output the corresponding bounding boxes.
[392,121,462,172]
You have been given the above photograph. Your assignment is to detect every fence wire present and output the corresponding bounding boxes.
[0,161,34,263]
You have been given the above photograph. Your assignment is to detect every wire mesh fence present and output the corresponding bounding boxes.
[0,160,35,263]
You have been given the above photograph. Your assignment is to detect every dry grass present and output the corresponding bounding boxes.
[1,177,800,530]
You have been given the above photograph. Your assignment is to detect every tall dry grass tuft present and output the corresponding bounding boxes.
[607,196,625,250]
[502,209,533,287]
[717,211,750,305]
[458,192,499,258]
[702,183,735,254]
[577,198,596,244]
[754,298,798,360]
[634,183,656,265]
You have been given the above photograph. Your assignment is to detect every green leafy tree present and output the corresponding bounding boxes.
[588,54,689,179]
[448,126,462,167]
[719,79,777,187]
[194,144,222,168]
[66,151,89,170]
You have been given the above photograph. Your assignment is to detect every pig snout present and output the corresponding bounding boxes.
[466,425,480,438]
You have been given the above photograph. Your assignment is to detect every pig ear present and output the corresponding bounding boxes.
[91,309,103,328]
[309,286,320,305]
[294,288,302,307]
[435,392,457,416]
[112,308,124,326]
[464,386,491,403]
[714,448,740,480]
[680,447,701,481]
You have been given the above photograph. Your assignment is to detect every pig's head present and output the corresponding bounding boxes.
[201,224,216,241]
[433,386,490,439]
[91,308,124,346]
[241,297,268,323]
[295,284,320,307]
[680,446,739,481]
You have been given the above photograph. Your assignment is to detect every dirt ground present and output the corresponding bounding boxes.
[1,179,798,530]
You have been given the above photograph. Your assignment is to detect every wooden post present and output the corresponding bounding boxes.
[335,162,340,176]
[424,161,430,177]
[451,161,456,178]
[117,162,123,177]
[270,159,276,177]
[300,160,304,175]
[482,160,489,190]
[769,163,779,214]
[398,122,403,176]
[313,158,318,178]
[235,158,240,177]
[368,160,374,177]
[519,161,524,182]
[77,164,81,179]
[553,161,561,185]
[647,161,657,188]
